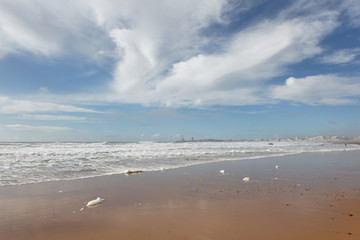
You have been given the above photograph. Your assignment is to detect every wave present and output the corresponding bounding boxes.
[0,141,359,187]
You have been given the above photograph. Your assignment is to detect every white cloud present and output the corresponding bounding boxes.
[341,0,360,27]
[6,124,71,132]
[108,10,338,107]
[0,0,225,63]
[18,114,87,121]
[0,0,113,60]
[107,0,226,94]
[0,0,357,108]
[0,96,99,114]
[320,48,360,64]
[271,75,360,105]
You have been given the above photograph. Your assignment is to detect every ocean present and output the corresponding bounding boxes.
[0,141,358,187]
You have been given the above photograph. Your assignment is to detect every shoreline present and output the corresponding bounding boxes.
[1,146,359,188]
[1,150,360,239]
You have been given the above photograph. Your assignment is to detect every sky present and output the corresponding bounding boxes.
[0,0,360,142]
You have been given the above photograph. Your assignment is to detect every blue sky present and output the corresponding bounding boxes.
[0,0,360,142]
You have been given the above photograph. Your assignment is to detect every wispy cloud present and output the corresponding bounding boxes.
[6,124,71,132]
[0,0,113,60]
[341,0,360,27]
[18,114,87,121]
[0,96,100,114]
[0,0,359,109]
[319,48,360,64]
[108,3,338,107]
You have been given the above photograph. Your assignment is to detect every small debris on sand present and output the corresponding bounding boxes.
[86,197,104,207]
[125,170,144,175]
[80,208,84,211]
[275,165,279,169]
[242,177,250,182]
[219,170,225,174]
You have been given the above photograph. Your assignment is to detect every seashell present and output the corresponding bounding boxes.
[86,197,104,207]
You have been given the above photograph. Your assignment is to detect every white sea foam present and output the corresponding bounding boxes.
[0,141,358,186]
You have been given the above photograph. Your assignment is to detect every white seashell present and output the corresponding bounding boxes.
[242,177,250,182]
[86,197,104,207]
[219,170,225,174]
[275,165,279,169]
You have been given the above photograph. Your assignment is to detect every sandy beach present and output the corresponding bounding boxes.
[1,150,359,239]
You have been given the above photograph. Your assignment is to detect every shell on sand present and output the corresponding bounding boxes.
[242,177,250,182]
[86,197,104,208]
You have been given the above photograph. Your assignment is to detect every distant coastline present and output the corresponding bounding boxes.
[175,136,360,144]
[1,136,359,145]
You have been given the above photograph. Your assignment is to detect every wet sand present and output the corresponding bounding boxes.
[1,150,360,239]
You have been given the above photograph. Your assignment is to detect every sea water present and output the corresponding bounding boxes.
[0,141,358,186]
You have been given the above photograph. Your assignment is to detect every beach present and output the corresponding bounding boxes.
[1,150,359,239]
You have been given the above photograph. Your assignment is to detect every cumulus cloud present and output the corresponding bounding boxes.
[0,96,99,114]
[271,75,360,105]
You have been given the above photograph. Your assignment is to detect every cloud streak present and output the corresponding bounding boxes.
[320,48,360,64]
[6,124,71,132]
[18,114,87,121]
[0,96,100,114]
